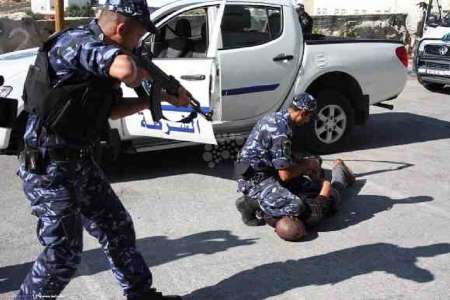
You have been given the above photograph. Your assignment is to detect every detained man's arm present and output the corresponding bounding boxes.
[319,180,332,198]
[278,159,321,182]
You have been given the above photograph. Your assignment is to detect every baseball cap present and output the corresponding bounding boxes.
[292,92,317,114]
[100,0,156,33]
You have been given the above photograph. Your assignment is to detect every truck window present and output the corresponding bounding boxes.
[153,8,209,58]
[220,5,282,50]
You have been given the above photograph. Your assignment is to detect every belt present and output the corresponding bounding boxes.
[47,147,93,161]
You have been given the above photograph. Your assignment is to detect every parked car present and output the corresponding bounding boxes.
[414,0,450,91]
[0,0,408,157]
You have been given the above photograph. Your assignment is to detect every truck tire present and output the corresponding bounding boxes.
[301,89,354,154]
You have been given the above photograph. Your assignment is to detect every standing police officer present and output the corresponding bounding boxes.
[16,0,188,299]
[235,93,321,225]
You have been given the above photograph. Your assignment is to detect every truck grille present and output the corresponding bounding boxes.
[426,62,450,70]
[424,44,450,57]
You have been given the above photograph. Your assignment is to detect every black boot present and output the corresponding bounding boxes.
[127,288,182,300]
[235,196,266,226]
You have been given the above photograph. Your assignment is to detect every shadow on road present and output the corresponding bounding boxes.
[107,145,235,183]
[288,179,432,242]
[346,112,450,151]
[316,180,433,233]
[184,242,450,300]
[0,230,256,294]
[107,112,449,183]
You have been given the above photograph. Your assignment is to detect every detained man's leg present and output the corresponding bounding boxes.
[16,166,83,299]
[330,159,355,210]
[76,161,152,299]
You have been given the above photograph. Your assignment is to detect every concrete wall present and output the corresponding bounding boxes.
[31,0,90,14]
[0,17,90,54]
[312,14,409,42]
[309,0,450,34]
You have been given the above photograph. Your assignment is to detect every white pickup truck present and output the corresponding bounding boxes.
[414,0,450,92]
[0,0,408,157]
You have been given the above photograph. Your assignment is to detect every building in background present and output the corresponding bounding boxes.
[31,0,90,14]
[304,0,450,34]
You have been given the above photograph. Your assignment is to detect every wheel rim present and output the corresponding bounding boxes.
[314,104,347,144]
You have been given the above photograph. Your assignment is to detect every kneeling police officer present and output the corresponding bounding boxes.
[235,93,321,226]
[16,0,188,299]
[235,93,356,241]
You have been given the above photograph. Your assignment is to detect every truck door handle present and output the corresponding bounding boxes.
[180,74,206,81]
[273,54,294,62]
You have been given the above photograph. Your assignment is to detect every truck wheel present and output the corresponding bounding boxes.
[302,89,354,154]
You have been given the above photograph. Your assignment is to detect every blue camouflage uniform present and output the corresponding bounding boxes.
[16,5,154,300]
[237,93,317,218]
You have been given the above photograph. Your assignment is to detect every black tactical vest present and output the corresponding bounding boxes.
[22,29,120,145]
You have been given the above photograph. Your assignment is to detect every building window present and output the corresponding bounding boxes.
[334,8,339,15]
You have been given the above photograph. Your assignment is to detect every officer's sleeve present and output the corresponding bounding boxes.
[78,40,122,77]
[54,32,121,77]
[270,131,294,170]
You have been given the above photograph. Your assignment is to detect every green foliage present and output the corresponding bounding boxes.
[25,9,45,20]
[65,5,95,18]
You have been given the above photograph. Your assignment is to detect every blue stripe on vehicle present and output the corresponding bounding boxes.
[222,84,280,96]
[161,105,210,114]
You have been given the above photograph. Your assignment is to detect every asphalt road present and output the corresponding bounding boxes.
[0,77,449,300]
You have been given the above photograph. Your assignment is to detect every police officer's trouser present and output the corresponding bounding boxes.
[247,176,307,218]
[16,158,151,299]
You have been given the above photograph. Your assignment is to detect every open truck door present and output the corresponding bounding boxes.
[121,3,225,145]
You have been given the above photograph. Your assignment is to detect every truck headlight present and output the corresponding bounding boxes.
[0,85,13,98]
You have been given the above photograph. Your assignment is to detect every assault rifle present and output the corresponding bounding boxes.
[133,46,214,123]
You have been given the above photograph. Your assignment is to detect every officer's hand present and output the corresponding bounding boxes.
[166,86,190,107]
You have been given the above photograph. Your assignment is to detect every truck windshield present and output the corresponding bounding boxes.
[426,0,450,27]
